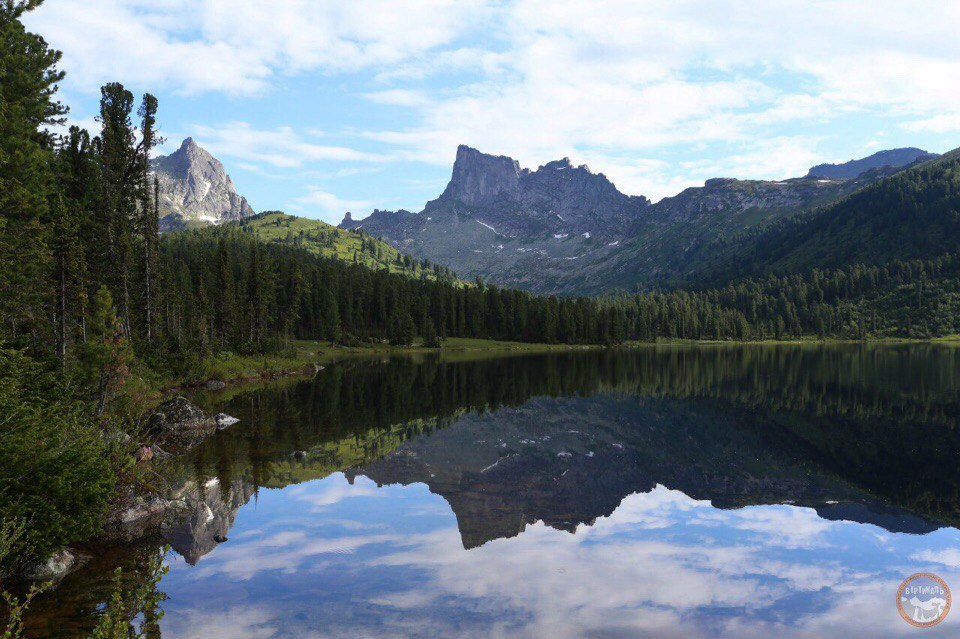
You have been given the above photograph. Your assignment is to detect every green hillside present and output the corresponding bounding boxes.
[235,211,459,283]
[692,148,960,285]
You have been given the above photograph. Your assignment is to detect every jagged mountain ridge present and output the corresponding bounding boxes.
[806,147,937,180]
[431,144,651,239]
[152,137,255,231]
[340,144,937,293]
[343,144,649,242]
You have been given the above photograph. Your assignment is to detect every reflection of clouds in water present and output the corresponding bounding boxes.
[363,486,956,638]
[190,528,401,581]
[912,547,960,568]
[286,472,380,509]
[162,606,278,639]
[586,484,705,533]
[725,505,836,549]
[366,510,768,637]
[161,477,960,639]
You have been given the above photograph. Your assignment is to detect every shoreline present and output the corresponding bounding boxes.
[165,334,960,394]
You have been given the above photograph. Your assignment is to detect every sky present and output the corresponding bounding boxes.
[25,0,960,224]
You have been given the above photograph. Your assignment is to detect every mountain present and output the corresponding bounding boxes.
[340,145,650,290]
[689,147,960,284]
[152,137,255,231]
[432,144,651,239]
[341,144,937,294]
[806,147,937,180]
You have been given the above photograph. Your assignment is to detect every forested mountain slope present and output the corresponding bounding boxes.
[689,148,960,286]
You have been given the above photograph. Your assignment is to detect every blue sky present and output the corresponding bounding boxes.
[25,1,960,224]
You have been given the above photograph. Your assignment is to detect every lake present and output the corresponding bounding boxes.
[22,344,960,638]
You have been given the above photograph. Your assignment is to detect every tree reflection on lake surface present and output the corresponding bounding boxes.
[23,345,960,638]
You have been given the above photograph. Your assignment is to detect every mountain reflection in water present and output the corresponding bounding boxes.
[21,345,960,638]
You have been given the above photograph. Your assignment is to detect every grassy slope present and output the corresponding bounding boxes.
[234,211,457,282]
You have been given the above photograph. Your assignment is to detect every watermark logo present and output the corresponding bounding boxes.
[897,573,951,628]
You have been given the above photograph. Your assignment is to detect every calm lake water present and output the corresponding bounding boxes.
[23,345,960,638]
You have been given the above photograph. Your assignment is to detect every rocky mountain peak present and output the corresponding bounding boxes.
[435,145,647,232]
[439,145,523,205]
[152,138,255,231]
[542,157,574,171]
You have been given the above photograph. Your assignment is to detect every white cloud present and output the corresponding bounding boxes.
[25,0,492,95]
[192,527,399,581]
[359,0,960,197]
[288,474,380,509]
[910,548,960,569]
[27,0,960,204]
[162,606,278,639]
[188,122,385,169]
[904,113,960,134]
[290,187,373,223]
[363,89,433,108]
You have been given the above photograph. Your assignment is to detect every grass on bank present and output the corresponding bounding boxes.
[186,333,960,389]
[626,334,960,347]
[180,337,602,387]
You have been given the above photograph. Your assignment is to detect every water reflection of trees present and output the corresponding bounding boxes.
[181,345,960,523]
[21,345,960,637]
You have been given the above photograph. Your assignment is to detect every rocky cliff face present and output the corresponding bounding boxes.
[152,138,255,231]
[162,477,255,565]
[341,144,935,294]
[439,144,524,205]
[346,145,649,243]
[426,145,650,239]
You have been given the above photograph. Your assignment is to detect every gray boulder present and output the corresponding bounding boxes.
[148,396,216,433]
[23,549,79,581]
[205,379,227,391]
[147,396,218,453]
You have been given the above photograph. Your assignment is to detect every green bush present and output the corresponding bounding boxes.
[0,348,115,576]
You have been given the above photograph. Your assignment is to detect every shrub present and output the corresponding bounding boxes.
[0,348,115,576]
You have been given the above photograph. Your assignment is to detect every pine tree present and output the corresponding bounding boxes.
[98,82,138,337]
[137,94,161,342]
[0,0,66,348]
[423,317,440,348]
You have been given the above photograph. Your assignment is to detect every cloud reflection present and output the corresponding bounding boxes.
[160,476,960,638]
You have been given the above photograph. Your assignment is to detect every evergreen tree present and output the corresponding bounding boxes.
[0,0,66,347]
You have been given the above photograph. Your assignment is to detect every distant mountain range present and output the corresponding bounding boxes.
[152,137,255,231]
[340,144,940,293]
[157,137,956,296]
[806,147,937,180]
